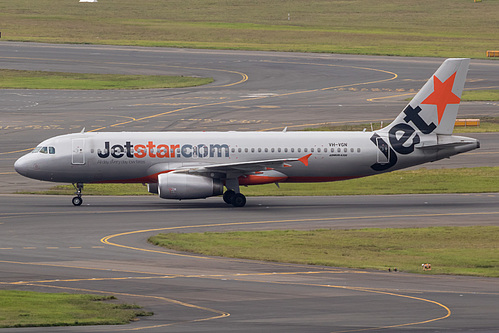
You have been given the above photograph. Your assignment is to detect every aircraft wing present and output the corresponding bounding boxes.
[174,154,312,175]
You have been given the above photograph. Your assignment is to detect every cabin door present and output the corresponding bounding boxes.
[72,139,86,165]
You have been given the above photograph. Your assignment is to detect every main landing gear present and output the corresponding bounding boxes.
[223,178,246,207]
[72,183,84,206]
[223,190,246,207]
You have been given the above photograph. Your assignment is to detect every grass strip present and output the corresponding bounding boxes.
[0,69,213,90]
[0,291,152,328]
[462,90,499,102]
[1,0,499,58]
[148,226,499,277]
[25,167,499,196]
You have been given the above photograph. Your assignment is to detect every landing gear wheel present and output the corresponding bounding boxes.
[72,196,83,206]
[231,193,246,207]
[72,183,84,206]
[223,190,235,204]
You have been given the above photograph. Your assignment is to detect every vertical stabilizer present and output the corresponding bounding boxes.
[388,58,470,135]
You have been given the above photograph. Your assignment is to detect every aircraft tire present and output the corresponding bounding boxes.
[72,196,83,206]
[231,193,246,207]
[223,190,235,204]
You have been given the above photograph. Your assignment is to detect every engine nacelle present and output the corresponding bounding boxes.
[147,183,158,194]
[158,173,223,199]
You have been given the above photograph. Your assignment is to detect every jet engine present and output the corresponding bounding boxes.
[157,173,223,199]
[147,183,159,194]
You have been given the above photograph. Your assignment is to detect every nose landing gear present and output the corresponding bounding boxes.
[72,183,84,206]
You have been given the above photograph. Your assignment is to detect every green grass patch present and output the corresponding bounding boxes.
[22,167,499,196]
[454,116,499,133]
[0,291,152,328]
[462,90,499,102]
[241,167,499,196]
[27,183,153,196]
[0,69,213,90]
[148,226,499,277]
[1,0,499,58]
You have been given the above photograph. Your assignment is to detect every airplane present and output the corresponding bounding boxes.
[14,58,479,207]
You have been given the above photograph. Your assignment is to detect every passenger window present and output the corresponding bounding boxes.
[337,148,341,152]
[344,148,347,152]
[238,148,242,153]
[271,148,275,153]
[311,148,314,152]
[251,148,255,153]
[40,147,48,154]
[298,148,301,153]
[284,148,288,153]
[291,148,294,153]
[258,148,262,153]
[357,148,361,153]
[278,148,281,153]
[304,148,308,152]
[231,148,235,153]
[318,148,321,153]
[351,148,354,153]
[265,148,268,153]
[49,147,55,154]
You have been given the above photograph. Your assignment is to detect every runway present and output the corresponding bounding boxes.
[1,42,499,332]
[1,194,499,332]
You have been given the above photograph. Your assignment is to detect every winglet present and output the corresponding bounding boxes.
[298,153,312,166]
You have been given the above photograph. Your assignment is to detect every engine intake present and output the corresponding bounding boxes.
[158,173,223,199]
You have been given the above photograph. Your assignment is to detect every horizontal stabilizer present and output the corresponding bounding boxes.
[416,141,476,150]
[416,135,479,150]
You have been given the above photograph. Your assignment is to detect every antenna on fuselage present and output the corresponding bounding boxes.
[282,127,287,133]
[80,127,85,133]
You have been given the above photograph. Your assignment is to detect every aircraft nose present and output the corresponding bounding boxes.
[14,155,30,177]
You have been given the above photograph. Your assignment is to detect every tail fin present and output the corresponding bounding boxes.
[387,58,470,135]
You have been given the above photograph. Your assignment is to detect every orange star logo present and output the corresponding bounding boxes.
[421,72,460,124]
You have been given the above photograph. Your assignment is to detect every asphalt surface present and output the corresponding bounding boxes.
[0,42,498,332]
[1,194,498,332]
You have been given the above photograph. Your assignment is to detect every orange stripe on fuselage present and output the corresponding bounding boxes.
[284,176,363,183]
[238,175,288,186]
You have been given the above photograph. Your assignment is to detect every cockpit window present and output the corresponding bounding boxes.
[31,146,55,154]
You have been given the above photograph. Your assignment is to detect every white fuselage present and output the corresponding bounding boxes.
[14,130,478,185]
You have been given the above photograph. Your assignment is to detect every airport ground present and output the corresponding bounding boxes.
[0,42,498,332]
